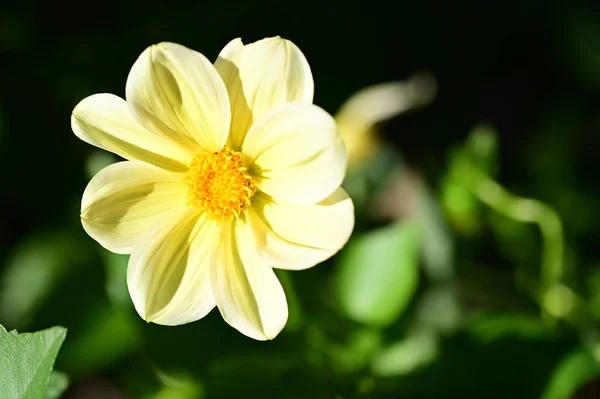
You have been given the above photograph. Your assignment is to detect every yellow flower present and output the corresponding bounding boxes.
[71,37,354,340]
[335,73,437,168]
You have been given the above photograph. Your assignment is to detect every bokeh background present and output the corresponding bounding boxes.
[2,0,600,398]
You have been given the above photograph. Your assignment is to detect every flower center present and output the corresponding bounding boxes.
[185,147,256,219]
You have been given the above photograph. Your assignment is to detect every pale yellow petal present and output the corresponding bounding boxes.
[242,103,346,204]
[210,217,288,340]
[248,189,354,270]
[81,161,188,254]
[214,37,313,150]
[72,94,191,172]
[127,207,218,325]
[126,42,231,152]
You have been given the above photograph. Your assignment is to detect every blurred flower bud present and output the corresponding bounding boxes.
[335,72,437,168]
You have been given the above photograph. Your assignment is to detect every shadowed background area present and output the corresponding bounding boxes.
[1,0,600,398]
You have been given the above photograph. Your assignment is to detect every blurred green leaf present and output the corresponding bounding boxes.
[342,146,403,214]
[334,220,421,327]
[489,213,538,266]
[541,347,600,399]
[384,324,573,399]
[59,304,141,378]
[416,184,455,282]
[442,124,499,236]
[150,371,204,399]
[45,371,69,399]
[415,284,462,334]
[85,150,118,179]
[208,353,297,397]
[0,232,83,329]
[274,270,303,332]
[371,330,438,377]
[466,312,553,343]
[0,325,67,399]
[585,267,600,318]
[441,180,482,234]
[465,124,498,176]
[328,328,382,374]
[102,252,130,309]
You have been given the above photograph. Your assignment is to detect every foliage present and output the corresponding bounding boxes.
[0,326,68,399]
[2,1,600,398]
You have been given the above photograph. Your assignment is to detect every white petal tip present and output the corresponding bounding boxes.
[248,330,279,341]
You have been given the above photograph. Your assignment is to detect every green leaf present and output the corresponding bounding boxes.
[150,371,204,399]
[274,270,303,332]
[45,371,69,399]
[0,232,80,328]
[84,150,118,179]
[465,124,498,176]
[466,311,553,343]
[371,330,438,377]
[102,252,130,309]
[327,328,382,374]
[334,220,421,327]
[384,324,572,398]
[415,284,462,334]
[343,145,404,213]
[540,347,600,399]
[58,303,141,378]
[0,325,67,399]
[441,124,499,236]
[208,353,297,397]
[416,184,455,282]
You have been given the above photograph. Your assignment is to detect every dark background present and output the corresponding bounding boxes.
[3,0,600,249]
[1,0,600,398]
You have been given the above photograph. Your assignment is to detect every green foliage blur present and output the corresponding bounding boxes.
[1,0,600,398]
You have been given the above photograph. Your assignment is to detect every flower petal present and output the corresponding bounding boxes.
[214,37,313,150]
[248,189,354,270]
[242,103,346,204]
[126,42,231,152]
[72,94,191,171]
[127,206,218,325]
[210,217,288,340]
[81,161,188,254]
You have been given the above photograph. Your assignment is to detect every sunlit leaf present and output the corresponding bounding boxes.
[442,153,482,235]
[151,371,204,399]
[334,220,421,327]
[371,330,438,377]
[540,347,600,399]
[441,124,499,235]
[0,325,67,399]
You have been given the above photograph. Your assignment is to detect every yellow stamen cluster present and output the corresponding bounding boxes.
[185,147,256,219]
